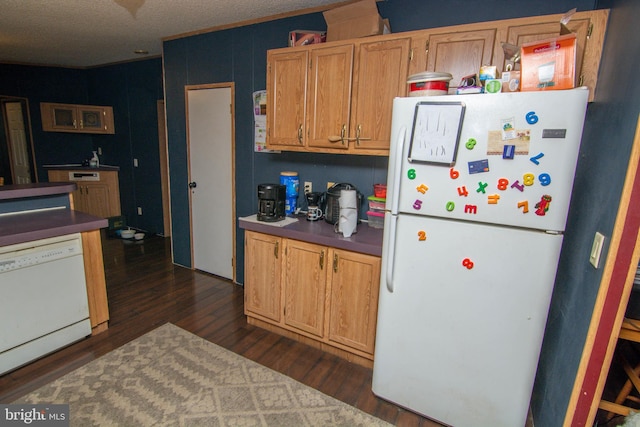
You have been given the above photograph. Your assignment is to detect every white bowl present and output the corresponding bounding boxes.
[121,229,135,239]
[134,232,145,240]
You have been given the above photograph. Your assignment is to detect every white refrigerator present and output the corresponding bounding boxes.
[372,88,589,427]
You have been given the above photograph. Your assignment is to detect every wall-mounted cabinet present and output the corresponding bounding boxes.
[244,230,380,367]
[267,37,410,156]
[265,10,607,156]
[40,102,115,134]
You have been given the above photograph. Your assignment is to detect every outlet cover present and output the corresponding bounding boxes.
[304,181,312,194]
[589,232,605,268]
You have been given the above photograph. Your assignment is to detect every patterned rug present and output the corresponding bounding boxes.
[15,323,390,426]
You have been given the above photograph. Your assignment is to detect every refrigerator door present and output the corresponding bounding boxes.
[373,213,563,427]
[389,88,589,232]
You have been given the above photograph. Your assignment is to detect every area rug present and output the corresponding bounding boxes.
[15,323,391,426]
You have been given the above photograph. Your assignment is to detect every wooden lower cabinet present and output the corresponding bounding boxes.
[244,230,381,367]
[48,170,121,218]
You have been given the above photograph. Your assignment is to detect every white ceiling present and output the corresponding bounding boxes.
[0,0,346,68]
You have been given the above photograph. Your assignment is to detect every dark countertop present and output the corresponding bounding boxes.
[0,182,76,201]
[43,164,120,171]
[0,208,107,246]
[0,182,107,246]
[239,214,383,257]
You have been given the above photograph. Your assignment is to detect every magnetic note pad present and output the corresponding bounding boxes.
[408,101,465,165]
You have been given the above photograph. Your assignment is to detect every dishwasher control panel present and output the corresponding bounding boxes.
[69,171,100,181]
[0,234,83,273]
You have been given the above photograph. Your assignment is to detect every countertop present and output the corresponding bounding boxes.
[0,183,108,246]
[239,214,383,257]
[0,182,76,200]
[0,207,107,246]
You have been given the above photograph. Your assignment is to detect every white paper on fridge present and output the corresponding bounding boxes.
[408,101,465,166]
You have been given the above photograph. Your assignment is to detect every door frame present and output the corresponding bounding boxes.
[184,82,236,282]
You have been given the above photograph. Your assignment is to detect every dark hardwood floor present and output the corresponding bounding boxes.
[0,232,442,426]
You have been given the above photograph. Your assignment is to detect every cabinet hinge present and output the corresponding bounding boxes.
[578,75,584,87]
[425,40,429,56]
[587,23,593,39]
[409,48,414,62]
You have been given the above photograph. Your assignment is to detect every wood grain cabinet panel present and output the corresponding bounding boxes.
[41,102,115,134]
[306,44,354,151]
[266,50,308,149]
[283,239,328,337]
[48,170,121,218]
[244,231,381,366]
[244,231,282,323]
[326,249,380,354]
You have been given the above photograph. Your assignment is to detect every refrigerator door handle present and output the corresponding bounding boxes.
[389,126,406,215]
[385,213,398,293]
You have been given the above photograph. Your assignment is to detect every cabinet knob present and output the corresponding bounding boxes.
[188,181,197,189]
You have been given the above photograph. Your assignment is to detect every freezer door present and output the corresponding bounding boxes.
[373,213,563,427]
[389,88,589,232]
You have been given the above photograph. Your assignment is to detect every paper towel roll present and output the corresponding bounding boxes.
[338,189,358,237]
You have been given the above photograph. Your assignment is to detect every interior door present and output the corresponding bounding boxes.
[186,84,235,280]
[4,102,32,184]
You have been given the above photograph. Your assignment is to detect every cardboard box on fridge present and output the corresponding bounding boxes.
[323,0,391,42]
[520,29,577,92]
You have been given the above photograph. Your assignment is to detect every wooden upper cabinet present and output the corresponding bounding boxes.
[265,9,607,155]
[350,38,411,153]
[426,29,496,91]
[41,102,115,134]
[266,50,308,149]
[306,44,354,151]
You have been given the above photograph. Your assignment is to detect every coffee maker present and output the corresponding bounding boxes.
[257,184,286,222]
[305,191,324,221]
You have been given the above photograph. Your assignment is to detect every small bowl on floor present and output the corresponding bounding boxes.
[134,232,145,241]
[121,229,135,239]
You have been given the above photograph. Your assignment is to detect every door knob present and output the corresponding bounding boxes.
[188,181,197,189]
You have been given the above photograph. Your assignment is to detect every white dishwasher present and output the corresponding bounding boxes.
[0,233,92,375]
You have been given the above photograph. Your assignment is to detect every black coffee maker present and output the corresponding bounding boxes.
[257,184,286,222]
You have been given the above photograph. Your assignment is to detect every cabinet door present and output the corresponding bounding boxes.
[266,50,308,149]
[283,240,328,337]
[307,44,354,150]
[326,249,380,354]
[350,38,410,153]
[78,106,113,134]
[42,103,78,131]
[244,231,282,323]
[426,29,496,91]
[81,182,112,218]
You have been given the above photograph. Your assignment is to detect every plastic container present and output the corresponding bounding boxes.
[280,171,299,215]
[368,195,386,211]
[407,72,453,96]
[374,184,387,198]
[366,210,384,228]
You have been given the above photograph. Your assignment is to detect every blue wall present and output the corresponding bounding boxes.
[0,58,165,234]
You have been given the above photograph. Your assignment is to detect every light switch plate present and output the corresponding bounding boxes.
[589,232,605,268]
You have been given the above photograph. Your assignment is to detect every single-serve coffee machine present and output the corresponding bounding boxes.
[257,184,285,222]
[305,191,324,221]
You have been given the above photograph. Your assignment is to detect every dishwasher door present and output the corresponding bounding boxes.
[0,233,92,374]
